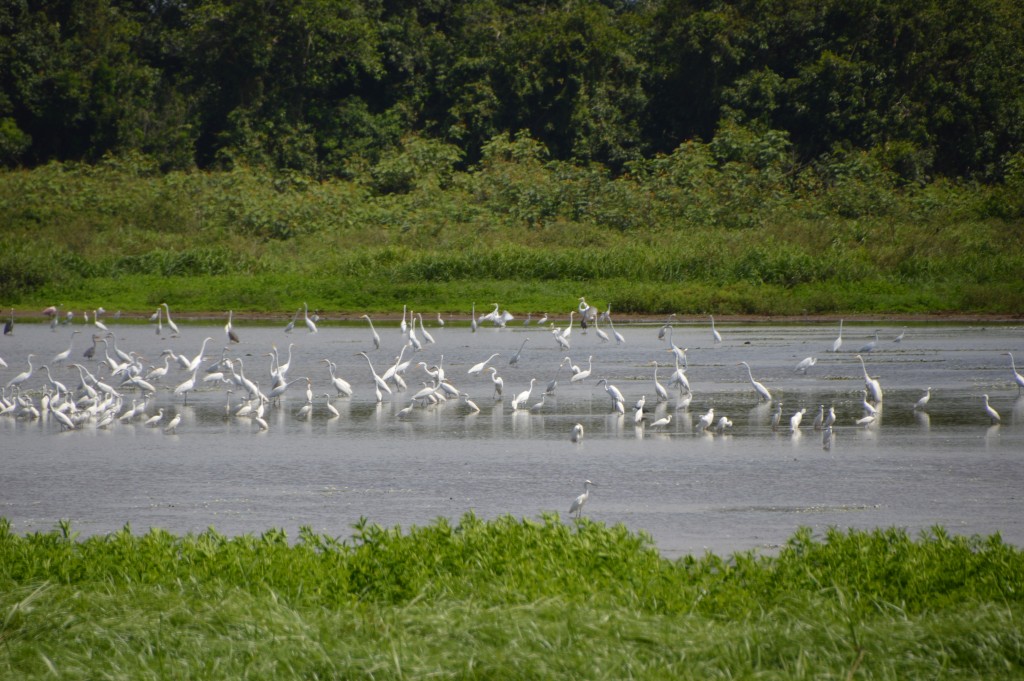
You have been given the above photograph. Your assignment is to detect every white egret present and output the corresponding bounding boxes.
[417,313,435,344]
[161,303,180,336]
[715,416,733,434]
[607,315,625,345]
[738,361,772,402]
[569,480,594,518]
[163,412,182,433]
[861,390,879,417]
[856,413,877,426]
[915,388,932,411]
[361,314,382,350]
[855,354,883,403]
[186,337,215,373]
[303,302,318,333]
[822,425,833,451]
[153,307,162,336]
[652,362,669,402]
[650,414,672,430]
[49,330,80,367]
[696,407,714,432]
[509,338,530,367]
[93,310,109,332]
[823,406,836,429]
[1003,352,1024,394]
[676,391,693,411]
[596,378,624,404]
[5,354,35,389]
[831,319,843,353]
[859,330,880,353]
[267,377,307,404]
[665,327,687,365]
[460,392,481,414]
[511,378,536,410]
[296,400,313,420]
[522,313,532,326]
[225,310,240,343]
[487,367,504,397]
[470,303,478,333]
[357,352,392,396]
[710,315,722,343]
[570,423,584,443]
[274,343,296,380]
[593,316,610,343]
[173,369,200,405]
[790,408,806,432]
[400,304,408,334]
[570,356,593,384]
[529,395,546,412]
[795,356,817,373]
[321,393,340,419]
[283,308,300,333]
[983,394,1000,424]
[323,360,354,397]
[894,327,907,343]
[468,353,500,375]
[812,405,824,430]
[536,312,548,326]
[770,402,783,432]
[436,312,445,327]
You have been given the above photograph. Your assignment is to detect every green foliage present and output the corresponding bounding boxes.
[1,519,1023,679]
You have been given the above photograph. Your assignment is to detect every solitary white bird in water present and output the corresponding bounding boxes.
[739,361,772,402]
[894,327,907,343]
[790,408,806,432]
[1003,352,1024,395]
[571,423,584,443]
[915,388,932,411]
[5,354,35,389]
[569,480,594,518]
[710,315,722,343]
[983,394,1000,424]
[831,319,843,353]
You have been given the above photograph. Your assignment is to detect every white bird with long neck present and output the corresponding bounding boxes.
[357,352,392,398]
[915,388,932,411]
[510,378,536,410]
[5,354,35,389]
[1003,352,1024,395]
[569,480,594,518]
[983,394,1000,424]
[52,330,80,365]
[468,353,500,375]
[362,315,381,350]
[710,315,722,343]
[653,362,669,402]
[161,303,180,336]
[831,319,843,353]
[739,361,772,402]
[225,310,239,343]
[303,302,318,333]
[570,356,593,383]
[323,359,353,397]
[855,354,883,403]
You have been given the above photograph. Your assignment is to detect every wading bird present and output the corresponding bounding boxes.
[983,394,1000,424]
[569,480,594,518]
[739,361,772,402]
[570,423,584,443]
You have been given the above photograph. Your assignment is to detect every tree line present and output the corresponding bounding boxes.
[2,0,1023,184]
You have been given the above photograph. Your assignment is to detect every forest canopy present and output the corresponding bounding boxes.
[2,0,1023,184]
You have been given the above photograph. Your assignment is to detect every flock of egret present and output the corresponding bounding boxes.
[2,304,1023,455]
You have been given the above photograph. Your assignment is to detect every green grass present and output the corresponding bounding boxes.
[1,518,1022,679]
[1,159,1023,316]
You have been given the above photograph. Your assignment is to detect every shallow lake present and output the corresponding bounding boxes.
[2,315,1022,558]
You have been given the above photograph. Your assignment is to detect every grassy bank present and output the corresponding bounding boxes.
[1,517,1022,679]
[2,153,1023,316]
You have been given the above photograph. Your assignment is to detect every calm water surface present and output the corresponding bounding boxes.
[2,316,1022,558]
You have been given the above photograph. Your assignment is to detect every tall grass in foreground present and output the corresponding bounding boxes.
[1,517,1022,679]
